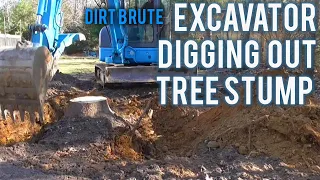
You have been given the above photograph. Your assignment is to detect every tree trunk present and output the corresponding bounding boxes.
[64,96,115,118]
[64,96,126,130]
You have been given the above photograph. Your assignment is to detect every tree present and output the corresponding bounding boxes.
[0,11,4,33]
[10,0,36,37]
[0,0,36,38]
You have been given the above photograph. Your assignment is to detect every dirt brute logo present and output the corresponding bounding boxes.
[157,2,318,106]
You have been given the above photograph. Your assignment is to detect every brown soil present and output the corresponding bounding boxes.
[0,89,95,145]
[113,134,143,161]
[0,102,57,145]
[104,92,320,173]
[142,101,320,173]
[1,71,320,177]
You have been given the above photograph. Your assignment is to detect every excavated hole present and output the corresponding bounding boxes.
[0,104,57,145]
[0,91,81,145]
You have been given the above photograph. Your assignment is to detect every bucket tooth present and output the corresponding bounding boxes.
[0,105,5,120]
[28,107,35,124]
[18,106,25,122]
[8,106,14,122]
[4,105,8,121]
[37,106,44,124]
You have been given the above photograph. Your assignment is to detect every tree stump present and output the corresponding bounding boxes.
[62,96,126,155]
[64,96,115,118]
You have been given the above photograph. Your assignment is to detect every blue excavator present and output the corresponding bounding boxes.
[96,0,171,84]
[0,0,172,123]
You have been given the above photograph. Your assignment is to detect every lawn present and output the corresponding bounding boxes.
[58,57,99,74]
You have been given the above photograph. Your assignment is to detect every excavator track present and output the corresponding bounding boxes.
[0,46,54,124]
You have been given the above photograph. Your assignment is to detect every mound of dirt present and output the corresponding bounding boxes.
[105,92,320,173]
[0,89,91,145]
[0,103,57,145]
[149,101,320,172]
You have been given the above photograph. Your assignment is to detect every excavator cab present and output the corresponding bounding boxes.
[95,0,173,84]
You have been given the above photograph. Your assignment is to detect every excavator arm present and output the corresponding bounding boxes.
[32,0,85,59]
[0,0,85,123]
[103,0,128,64]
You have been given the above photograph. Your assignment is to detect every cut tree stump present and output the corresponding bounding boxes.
[65,96,115,118]
[64,96,126,129]
[61,96,127,155]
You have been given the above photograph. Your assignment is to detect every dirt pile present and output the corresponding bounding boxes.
[106,93,320,172]
[0,103,56,145]
[149,100,320,172]
[0,90,88,145]
[113,134,143,161]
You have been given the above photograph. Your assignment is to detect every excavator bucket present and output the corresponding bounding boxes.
[0,46,54,124]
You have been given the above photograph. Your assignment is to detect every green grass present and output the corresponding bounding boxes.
[58,58,99,74]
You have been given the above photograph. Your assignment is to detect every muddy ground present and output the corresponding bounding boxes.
[0,70,320,179]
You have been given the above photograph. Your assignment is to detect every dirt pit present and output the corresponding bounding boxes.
[0,99,60,145]
[0,89,94,145]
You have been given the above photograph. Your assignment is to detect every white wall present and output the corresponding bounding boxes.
[0,34,21,48]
